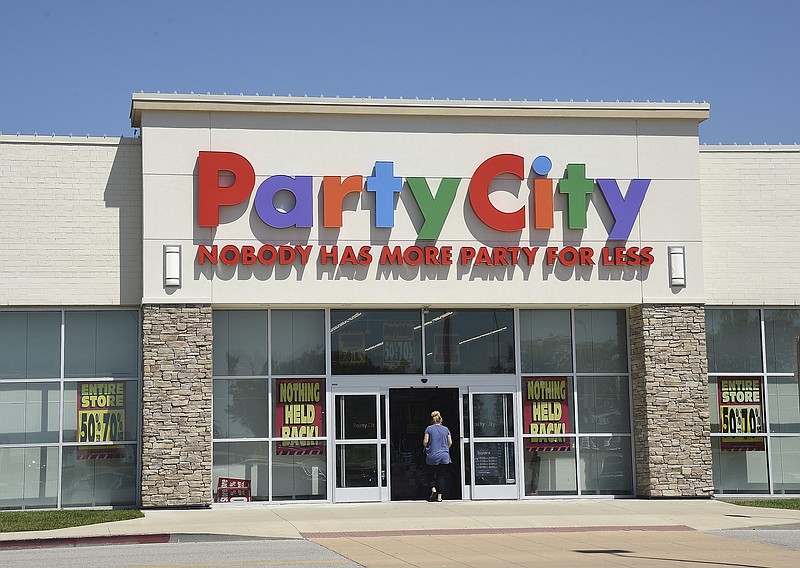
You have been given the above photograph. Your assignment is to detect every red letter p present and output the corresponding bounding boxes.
[198,151,256,227]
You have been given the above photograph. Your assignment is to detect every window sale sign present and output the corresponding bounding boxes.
[275,379,324,455]
[718,378,764,451]
[523,377,571,451]
[77,382,125,459]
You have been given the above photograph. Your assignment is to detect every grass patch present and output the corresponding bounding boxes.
[720,498,800,511]
[0,509,143,533]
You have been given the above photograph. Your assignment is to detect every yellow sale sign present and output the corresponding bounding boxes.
[78,382,125,459]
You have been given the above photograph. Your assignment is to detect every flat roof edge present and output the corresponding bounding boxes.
[130,93,710,127]
[0,134,140,146]
[700,144,800,153]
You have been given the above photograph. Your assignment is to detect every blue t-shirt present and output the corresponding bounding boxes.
[425,424,452,465]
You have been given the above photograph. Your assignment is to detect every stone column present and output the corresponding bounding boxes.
[629,304,713,497]
[141,304,213,507]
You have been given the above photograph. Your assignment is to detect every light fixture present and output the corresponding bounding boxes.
[164,245,182,287]
[459,327,508,345]
[330,312,362,333]
[668,246,686,287]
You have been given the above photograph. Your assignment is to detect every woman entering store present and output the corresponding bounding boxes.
[423,410,452,501]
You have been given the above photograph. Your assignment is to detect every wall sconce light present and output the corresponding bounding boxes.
[668,246,686,287]
[164,245,182,288]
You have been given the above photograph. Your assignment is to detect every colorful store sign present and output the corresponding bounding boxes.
[718,377,764,451]
[77,382,125,459]
[523,377,571,451]
[275,379,324,455]
[195,152,655,270]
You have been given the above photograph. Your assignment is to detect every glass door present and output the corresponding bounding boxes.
[468,388,519,499]
[332,389,387,502]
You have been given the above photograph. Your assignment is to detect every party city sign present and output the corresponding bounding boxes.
[196,151,654,269]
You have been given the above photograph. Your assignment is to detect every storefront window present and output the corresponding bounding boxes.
[213,311,330,503]
[0,309,140,510]
[766,376,800,434]
[764,309,800,373]
[0,383,60,444]
[0,446,59,510]
[576,376,631,434]
[579,436,633,495]
[212,441,269,501]
[424,309,514,374]
[519,310,572,373]
[770,437,800,494]
[61,444,137,507]
[711,437,769,494]
[272,442,327,500]
[331,310,421,374]
[213,311,267,376]
[707,307,800,495]
[0,311,61,379]
[575,310,627,373]
[706,309,762,373]
[65,311,139,378]
[524,442,577,496]
[271,310,325,375]
[213,379,269,439]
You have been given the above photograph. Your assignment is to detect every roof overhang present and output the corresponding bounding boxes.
[130,92,710,128]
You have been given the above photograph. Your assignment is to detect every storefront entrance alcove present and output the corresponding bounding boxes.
[389,388,462,501]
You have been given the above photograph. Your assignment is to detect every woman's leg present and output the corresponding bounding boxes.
[427,465,437,499]
[435,465,446,500]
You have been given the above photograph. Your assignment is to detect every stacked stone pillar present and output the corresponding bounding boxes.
[141,304,213,507]
[629,304,713,497]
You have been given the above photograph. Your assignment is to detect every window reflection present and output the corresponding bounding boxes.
[271,311,324,375]
[520,310,572,373]
[706,309,762,373]
[213,311,267,376]
[213,379,269,439]
[579,436,633,495]
[425,310,514,374]
[331,310,422,374]
[575,310,627,373]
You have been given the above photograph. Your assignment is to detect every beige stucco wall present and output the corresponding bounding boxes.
[0,136,142,306]
[700,146,800,306]
[138,98,706,307]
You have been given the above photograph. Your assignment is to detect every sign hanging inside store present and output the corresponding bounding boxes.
[77,382,126,459]
[718,377,764,451]
[275,378,325,455]
[522,377,571,452]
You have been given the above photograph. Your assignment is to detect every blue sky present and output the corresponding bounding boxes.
[1,1,797,144]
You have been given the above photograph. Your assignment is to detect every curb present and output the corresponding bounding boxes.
[0,533,290,550]
[0,533,171,550]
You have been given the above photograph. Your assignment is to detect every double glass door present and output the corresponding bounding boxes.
[333,385,518,502]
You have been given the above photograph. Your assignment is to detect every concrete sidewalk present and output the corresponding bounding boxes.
[2,499,800,566]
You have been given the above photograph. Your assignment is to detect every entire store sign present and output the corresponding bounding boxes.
[77,382,125,459]
[718,377,765,451]
[195,152,654,269]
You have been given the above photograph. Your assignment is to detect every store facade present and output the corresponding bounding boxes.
[0,94,798,509]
